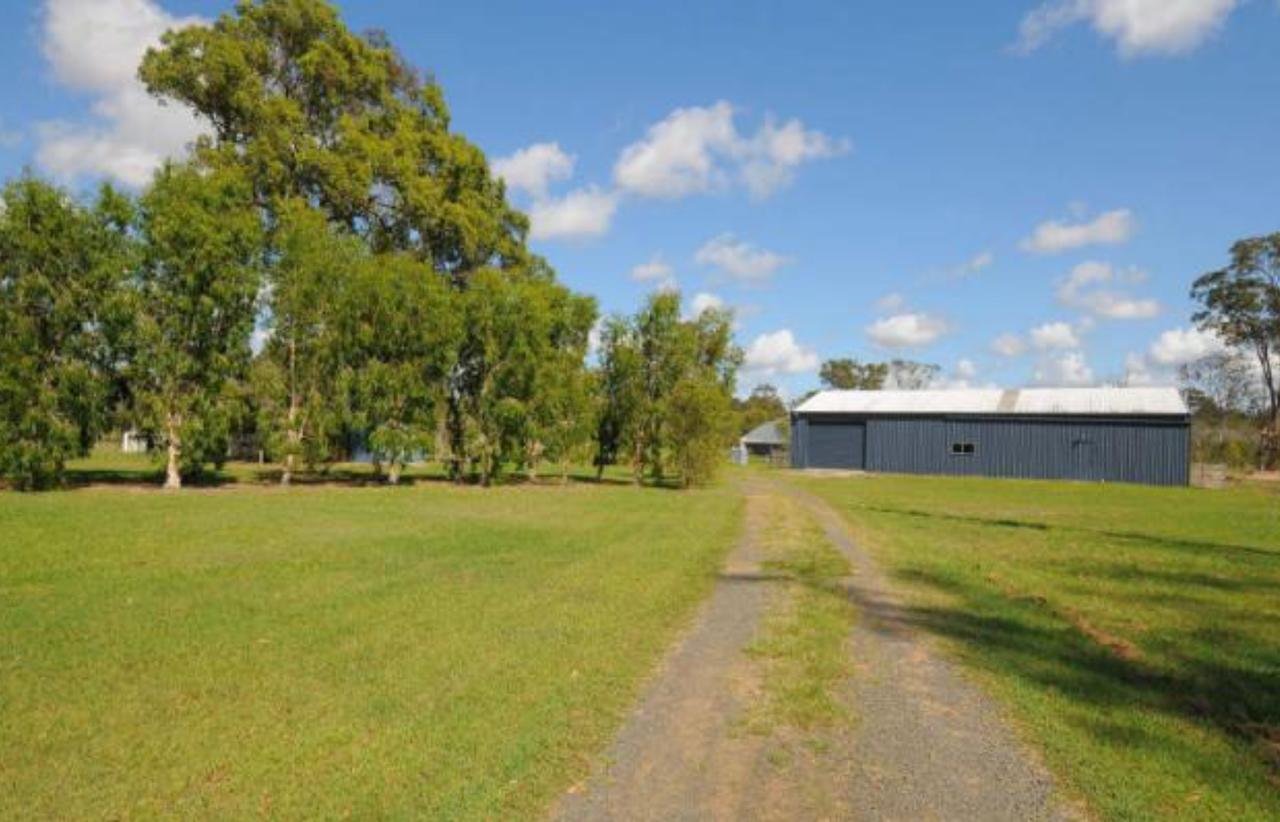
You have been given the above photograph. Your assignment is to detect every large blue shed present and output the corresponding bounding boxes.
[790,387,1190,486]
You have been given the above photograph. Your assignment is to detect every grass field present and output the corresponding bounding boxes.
[0,476,742,818]
[789,471,1280,821]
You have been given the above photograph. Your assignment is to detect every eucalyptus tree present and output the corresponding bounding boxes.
[819,358,887,390]
[140,0,598,486]
[139,0,528,274]
[341,254,458,485]
[447,268,596,485]
[252,202,358,484]
[129,163,263,489]
[594,292,741,486]
[1192,233,1280,466]
[0,177,135,488]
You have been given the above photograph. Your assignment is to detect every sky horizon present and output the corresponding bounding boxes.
[3,0,1278,397]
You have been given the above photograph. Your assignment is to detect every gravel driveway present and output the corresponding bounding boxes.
[556,481,1074,821]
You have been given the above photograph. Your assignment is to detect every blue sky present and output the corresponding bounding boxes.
[4,1,1279,396]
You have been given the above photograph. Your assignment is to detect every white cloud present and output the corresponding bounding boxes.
[876,292,907,312]
[37,0,207,187]
[956,358,978,380]
[694,233,789,285]
[1148,326,1226,366]
[992,333,1028,357]
[952,250,995,279]
[1015,0,1238,57]
[1021,208,1134,254]
[743,329,819,376]
[1123,352,1160,386]
[1030,321,1081,350]
[1056,260,1161,319]
[1035,351,1095,386]
[629,254,676,291]
[528,186,619,240]
[491,142,575,198]
[738,115,852,199]
[687,291,726,318]
[865,313,949,350]
[613,101,848,200]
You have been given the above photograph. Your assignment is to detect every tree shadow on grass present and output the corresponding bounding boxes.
[53,463,689,492]
[876,564,1280,788]
[861,504,1278,559]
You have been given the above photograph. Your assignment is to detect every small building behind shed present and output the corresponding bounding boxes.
[740,420,787,457]
[790,387,1189,486]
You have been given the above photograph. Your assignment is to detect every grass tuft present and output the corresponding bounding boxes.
[746,495,856,734]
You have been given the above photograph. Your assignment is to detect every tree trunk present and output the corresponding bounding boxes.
[283,336,299,486]
[388,462,402,485]
[164,414,182,490]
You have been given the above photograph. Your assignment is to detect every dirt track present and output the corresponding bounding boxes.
[556,481,1071,821]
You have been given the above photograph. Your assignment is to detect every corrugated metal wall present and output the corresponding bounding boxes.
[791,413,1189,486]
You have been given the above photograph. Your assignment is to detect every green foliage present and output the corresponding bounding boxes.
[447,268,596,485]
[253,202,361,481]
[819,358,887,390]
[1191,233,1280,465]
[594,292,741,486]
[668,376,735,487]
[341,253,458,484]
[816,357,940,391]
[139,0,528,272]
[128,163,264,488]
[0,177,135,488]
[734,383,787,436]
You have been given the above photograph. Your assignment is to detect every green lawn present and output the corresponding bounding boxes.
[789,471,1280,821]
[0,479,742,818]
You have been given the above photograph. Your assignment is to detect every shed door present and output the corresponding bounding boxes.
[807,422,865,469]
[1069,429,1101,481]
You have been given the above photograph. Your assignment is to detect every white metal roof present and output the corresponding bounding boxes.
[795,387,1188,416]
[740,420,786,446]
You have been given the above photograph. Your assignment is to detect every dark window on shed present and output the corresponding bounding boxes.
[950,441,976,456]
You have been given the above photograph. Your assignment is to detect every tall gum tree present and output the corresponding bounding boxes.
[0,178,135,488]
[130,163,263,489]
[1192,233,1280,466]
[140,0,595,481]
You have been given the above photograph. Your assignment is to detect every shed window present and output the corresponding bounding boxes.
[950,441,976,456]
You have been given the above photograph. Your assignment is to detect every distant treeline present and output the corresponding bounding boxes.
[0,0,740,490]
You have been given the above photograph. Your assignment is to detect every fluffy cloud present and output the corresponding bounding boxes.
[1124,326,1242,386]
[1015,0,1238,57]
[629,255,676,291]
[956,358,978,380]
[1030,321,1082,350]
[1035,351,1094,386]
[1021,208,1134,254]
[528,186,619,240]
[1056,260,1161,319]
[694,234,790,285]
[37,0,207,187]
[742,329,820,376]
[613,101,848,200]
[687,291,726,318]
[865,313,949,350]
[1147,326,1226,366]
[491,142,575,198]
[991,333,1028,357]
